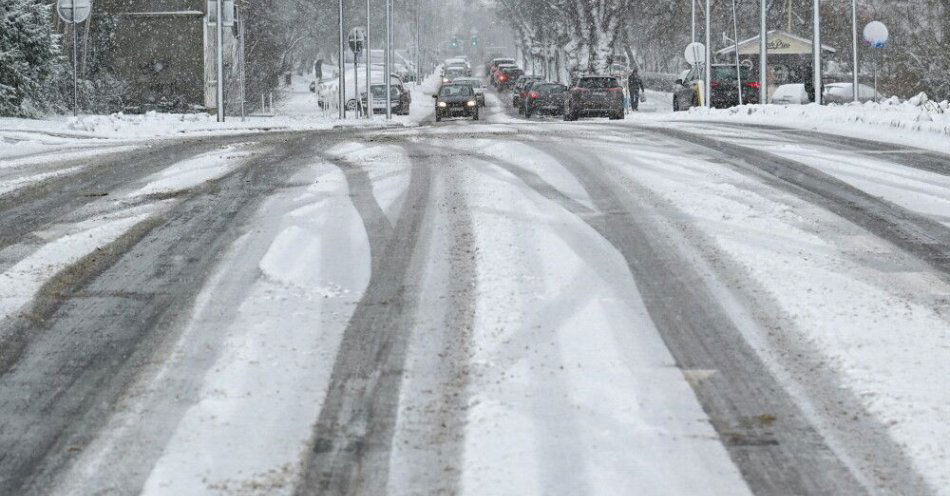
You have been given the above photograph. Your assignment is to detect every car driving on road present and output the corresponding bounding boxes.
[523,82,568,117]
[512,77,543,112]
[493,64,523,90]
[433,83,479,121]
[452,77,486,107]
[563,75,625,120]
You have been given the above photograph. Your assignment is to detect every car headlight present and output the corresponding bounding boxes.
[466,100,476,107]
[437,102,447,108]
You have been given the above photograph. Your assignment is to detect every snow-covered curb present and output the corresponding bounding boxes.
[654,95,950,154]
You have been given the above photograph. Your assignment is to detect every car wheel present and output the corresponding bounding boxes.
[473,111,479,121]
[435,112,442,122]
[609,111,623,120]
[525,105,533,118]
[673,96,680,111]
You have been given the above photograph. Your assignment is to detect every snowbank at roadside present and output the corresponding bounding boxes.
[652,94,950,154]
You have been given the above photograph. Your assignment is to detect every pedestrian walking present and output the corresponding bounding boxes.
[627,68,645,111]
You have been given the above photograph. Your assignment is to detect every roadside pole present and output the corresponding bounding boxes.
[72,3,78,117]
[851,0,858,103]
[238,7,246,121]
[338,0,346,118]
[731,0,742,105]
[704,0,711,107]
[216,0,224,121]
[691,0,696,43]
[385,0,392,120]
[760,0,767,103]
[812,0,822,104]
[366,0,373,119]
[58,0,90,117]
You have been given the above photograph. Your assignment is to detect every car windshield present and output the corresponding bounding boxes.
[455,79,481,88]
[578,77,619,89]
[535,84,566,94]
[370,86,399,99]
[439,85,473,97]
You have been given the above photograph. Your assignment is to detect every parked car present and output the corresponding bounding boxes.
[672,64,760,110]
[512,77,543,112]
[563,75,625,120]
[523,82,568,117]
[361,84,403,114]
[433,83,479,121]
[823,82,881,104]
[452,77,486,107]
[771,83,808,105]
[493,65,524,90]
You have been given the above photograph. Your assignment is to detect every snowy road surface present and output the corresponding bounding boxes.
[0,88,949,496]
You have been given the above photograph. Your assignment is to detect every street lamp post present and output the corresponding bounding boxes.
[705,0,711,107]
[366,0,373,118]
[216,0,224,121]
[851,0,858,102]
[691,0,696,43]
[338,0,346,118]
[760,0,767,103]
[385,0,392,119]
[812,0,822,104]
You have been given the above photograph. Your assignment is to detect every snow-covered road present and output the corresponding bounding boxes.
[1,90,949,496]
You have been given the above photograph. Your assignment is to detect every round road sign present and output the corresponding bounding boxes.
[863,21,889,48]
[57,0,91,23]
[684,42,706,66]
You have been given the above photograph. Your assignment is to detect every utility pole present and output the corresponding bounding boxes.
[366,0,373,118]
[239,7,246,121]
[705,0,712,107]
[215,0,224,121]
[692,0,696,43]
[759,0,767,103]
[385,0,392,119]
[338,0,346,118]
[812,0,822,104]
[851,0,858,102]
[72,3,78,117]
[731,0,742,106]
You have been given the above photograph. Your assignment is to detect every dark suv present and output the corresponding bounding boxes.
[563,76,625,120]
[673,64,760,110]
[523,82,568,117]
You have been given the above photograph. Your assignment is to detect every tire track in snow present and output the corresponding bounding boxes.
[295,148,433,496]
[646,126,950,283]
[510,140,870,495]
[0,133,320,495]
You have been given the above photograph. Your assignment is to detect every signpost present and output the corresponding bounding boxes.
[338,0,345,118]
[812,0,822,104]
[385,0,392,119]
[365,0,372,119]
[349,27,366,117]
[704,0,711,107]
[864,21,888,102]
[207,0,234,121]
[57,0,91,117]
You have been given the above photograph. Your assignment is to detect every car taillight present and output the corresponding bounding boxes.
[528,91,540,99]
[499,75,508,82]
[710,81,720,89]
[608,87,624,93]
[745,81,761,89]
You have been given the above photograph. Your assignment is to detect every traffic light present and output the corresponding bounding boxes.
[471,35,478,47]
[451,38,459,49]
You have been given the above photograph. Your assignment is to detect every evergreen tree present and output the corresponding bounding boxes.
[0,0,64,116]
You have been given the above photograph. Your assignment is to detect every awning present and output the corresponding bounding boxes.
[717,30,836,56]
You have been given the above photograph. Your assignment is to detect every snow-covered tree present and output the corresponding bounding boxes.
[0,0,63,116]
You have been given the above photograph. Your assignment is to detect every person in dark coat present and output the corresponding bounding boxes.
[628,69,645,111]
